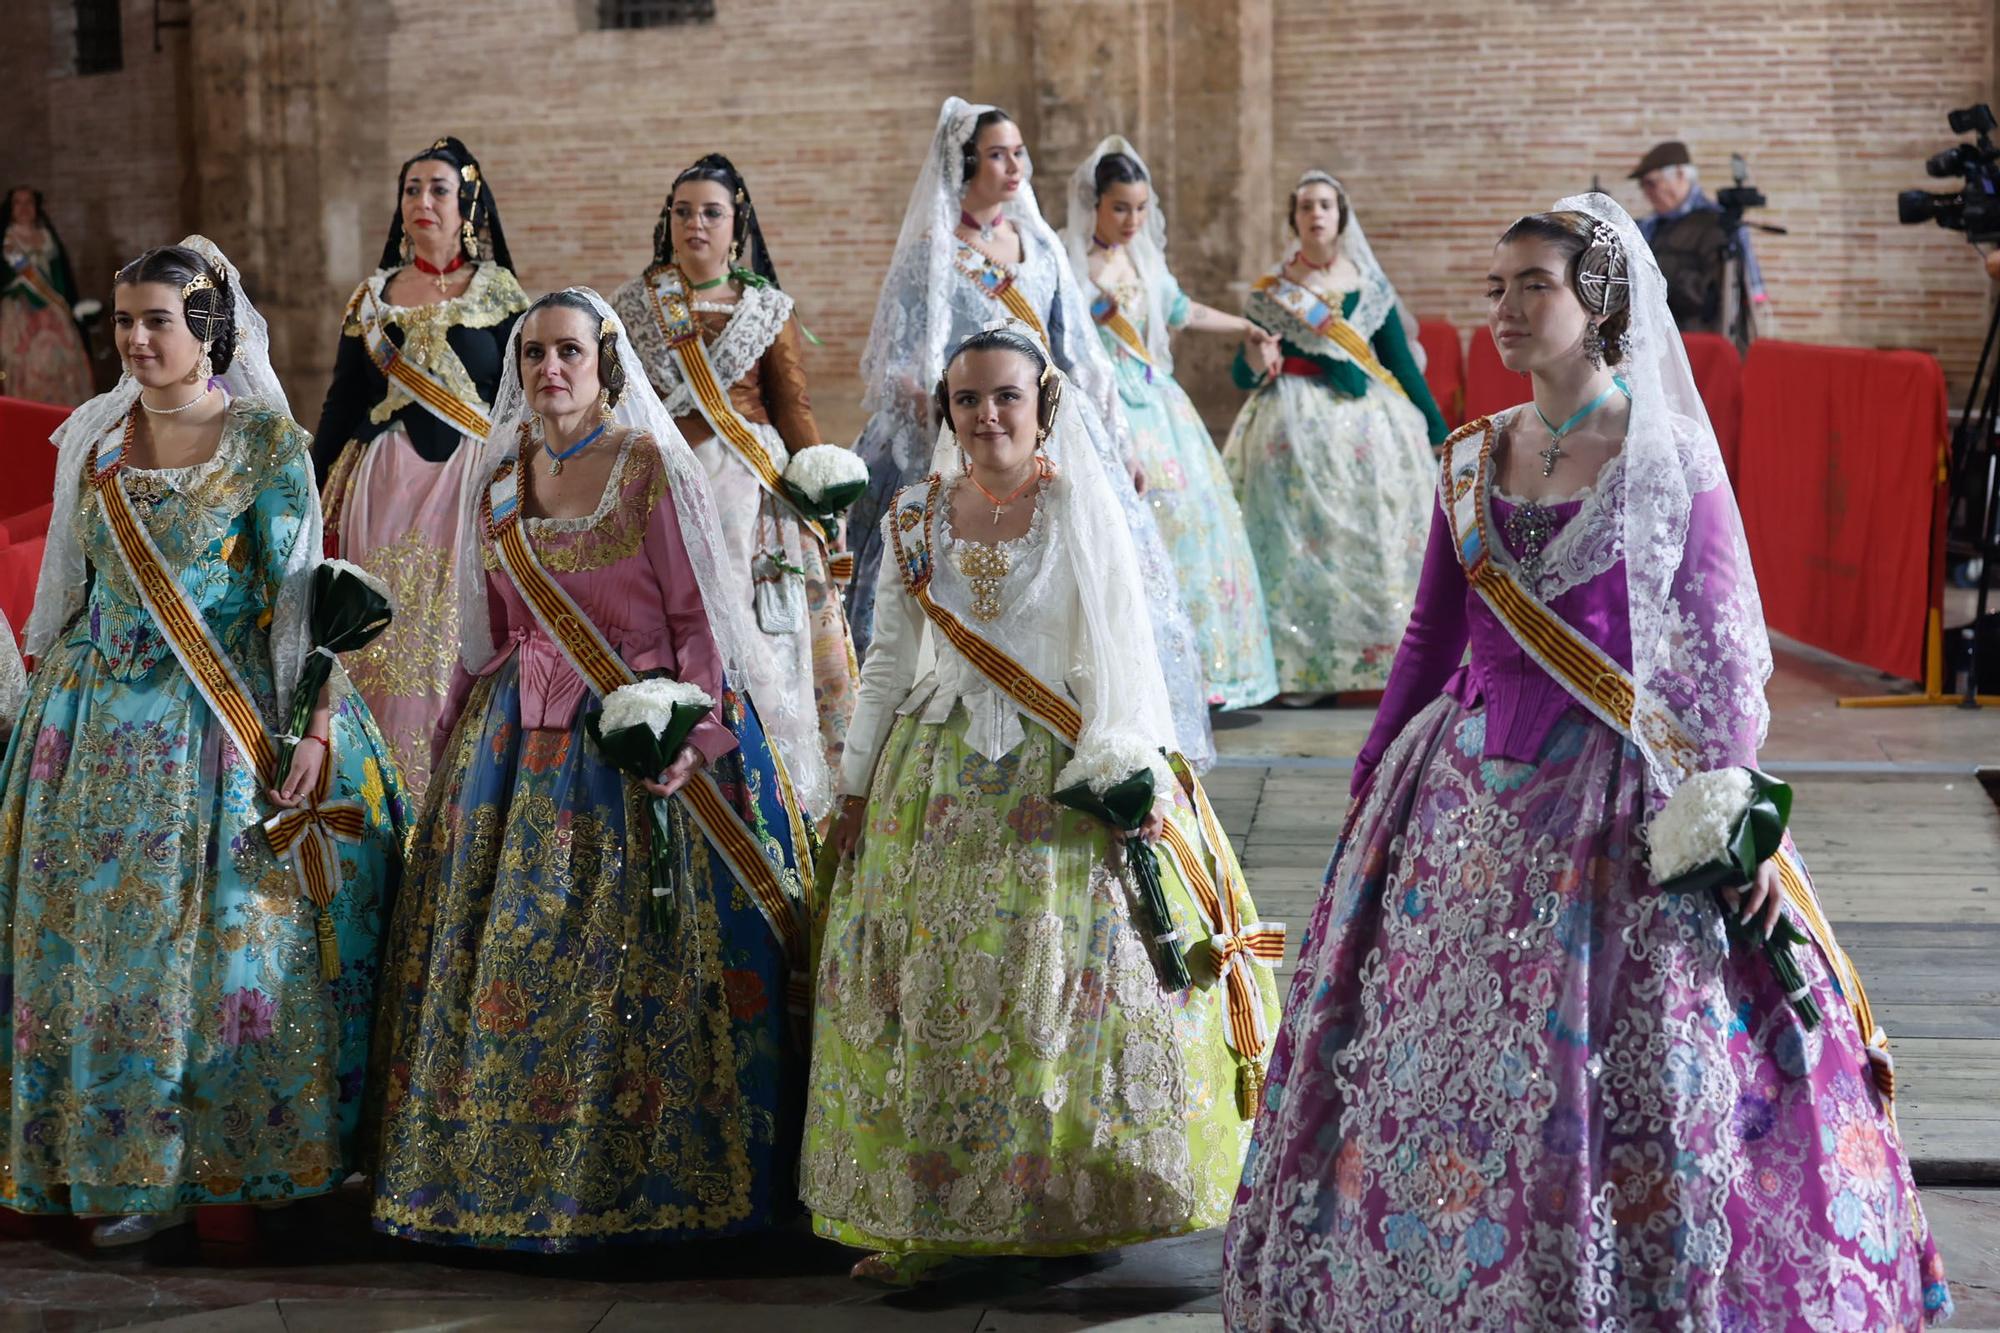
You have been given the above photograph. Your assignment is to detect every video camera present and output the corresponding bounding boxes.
[1898,104,2000,243]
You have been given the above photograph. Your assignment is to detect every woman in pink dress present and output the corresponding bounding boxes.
[1,186,94,406]
[312,137,527,802]
[370,288,812,1251]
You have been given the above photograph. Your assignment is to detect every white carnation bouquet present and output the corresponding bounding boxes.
[1055,735,1188,991]
[1649,766,1820,1029]
[586,678,716,934]
[782,444,870,522]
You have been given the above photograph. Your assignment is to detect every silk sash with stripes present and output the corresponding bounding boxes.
[955,245,1047,343]
[886,477,1282,1078]
[89,413,364,978]
[1253,274,1406,399]
[640,267,845,570]
[482,460,810,976]
[1440,415,1893,1102]
[347,285,495,441]
[1089,293,1153,371]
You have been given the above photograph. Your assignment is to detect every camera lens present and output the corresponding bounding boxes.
[1898,190,1948,225]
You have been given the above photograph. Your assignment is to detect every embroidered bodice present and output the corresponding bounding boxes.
[71,399,312,698]
[612,276,822,453]
[459,436,734,761]
[840,482,1083,792]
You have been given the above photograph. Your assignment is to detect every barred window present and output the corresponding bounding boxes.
[596,0,714,28]
[74,0,123,74]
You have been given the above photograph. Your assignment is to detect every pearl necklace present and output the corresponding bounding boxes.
[139,385,213,416]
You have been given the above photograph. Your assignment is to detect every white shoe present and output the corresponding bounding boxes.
[90,1209,188,1248]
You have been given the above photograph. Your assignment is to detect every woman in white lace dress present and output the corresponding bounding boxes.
[803,328,1278,1286]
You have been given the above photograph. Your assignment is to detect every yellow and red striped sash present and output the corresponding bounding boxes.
[1253,274,1406,399]
[482,460,809,972]
[1090,294,1153,370]
[90,412,362,978]
[956,246,1047,343]
[641,268,842,558]
[1441,416,1892,1104]
[887,477,1281,1097]
[348,285,494,441]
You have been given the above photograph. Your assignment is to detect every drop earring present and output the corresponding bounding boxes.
[1582,323,1606,369]
[185,343,210,385]
[598,388,615,425]
[399,233,413,265]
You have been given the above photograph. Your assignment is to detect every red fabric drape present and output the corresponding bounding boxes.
[1417,319,1465,428]
[1736,341,1946,682]
[1681,333,1742,483]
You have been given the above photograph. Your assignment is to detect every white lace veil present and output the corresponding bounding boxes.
[1290,171,1400,341]
[859,96,1132,471]
[24,234,320,703]
[1063,135,1177,374]
[928,330,1174,753]
[1550,192,1772,801]
[452,288,755,695]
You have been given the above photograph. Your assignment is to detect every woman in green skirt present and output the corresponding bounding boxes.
[802,327,1282,1284]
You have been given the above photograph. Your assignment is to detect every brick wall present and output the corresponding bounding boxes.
[0,0,191,391]
[355,0,975,441]
[1268,0,1998,402]
[4,0,1995,436]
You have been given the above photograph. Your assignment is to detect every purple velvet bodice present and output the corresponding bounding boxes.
[1354,491,1631,794]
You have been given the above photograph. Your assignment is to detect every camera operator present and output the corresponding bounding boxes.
[1631,141,1770,347]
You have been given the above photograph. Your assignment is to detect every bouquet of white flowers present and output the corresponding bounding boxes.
[1055,736,1188,992]
[1649,766,1820,1029]
[586,678,716,935]
[782,444,870,523]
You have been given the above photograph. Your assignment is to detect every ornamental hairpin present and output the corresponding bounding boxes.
[600,316,617,338]
[180,273,216,301]
[1576,221,1631,317]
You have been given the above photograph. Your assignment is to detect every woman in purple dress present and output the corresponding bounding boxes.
[1220,194,1952,1331]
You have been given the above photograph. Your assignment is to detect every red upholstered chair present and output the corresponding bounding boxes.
[1,501,54,545]
[1680,333,1742,483]
[1417,319,1465,429]
[1464,325,1532,422]
[0,397,71,525]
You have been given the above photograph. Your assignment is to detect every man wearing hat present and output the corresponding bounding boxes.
[1632,140,1768,347]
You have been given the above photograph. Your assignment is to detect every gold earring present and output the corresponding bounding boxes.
[728,237,741,267]
[461,219,477,259]
[186,343,209,384]
[399,234,413,264]
[598,388,615,424]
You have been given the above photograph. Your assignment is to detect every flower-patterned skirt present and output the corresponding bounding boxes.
[1221,698,1953,1331]
[801,706,1278,1257]
[369,659,807,1250]
[0,644,404,1215]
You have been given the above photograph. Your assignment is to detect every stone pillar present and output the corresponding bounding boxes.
[969,0,1273,432]
[184,0,393,412]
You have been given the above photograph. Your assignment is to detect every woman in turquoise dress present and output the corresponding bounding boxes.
[1062,139,1279,710]
[1225,172,1448,703]
[369,289,813,1251]
[0,238,406,1247]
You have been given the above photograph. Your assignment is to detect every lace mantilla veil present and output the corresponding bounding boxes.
[452,288,758,701]
[1062,135,1178,375]
[1552,192,1772,802]
[24,234,321,704]
[925,343,1176,754]
[859,97,1133,473]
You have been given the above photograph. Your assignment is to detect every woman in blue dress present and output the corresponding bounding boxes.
[0,238,406,1247]
[1062,137,1279,710]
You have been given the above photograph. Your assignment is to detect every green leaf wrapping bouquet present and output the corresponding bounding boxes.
[1054,736,1190,993]
[584,678,715,936]
[281,559,394,766]
[1648,766,1821,1030]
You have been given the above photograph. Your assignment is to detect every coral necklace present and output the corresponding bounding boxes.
[967,459,1045,525]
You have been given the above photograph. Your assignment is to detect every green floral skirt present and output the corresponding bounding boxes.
[801,706,1278,1257]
